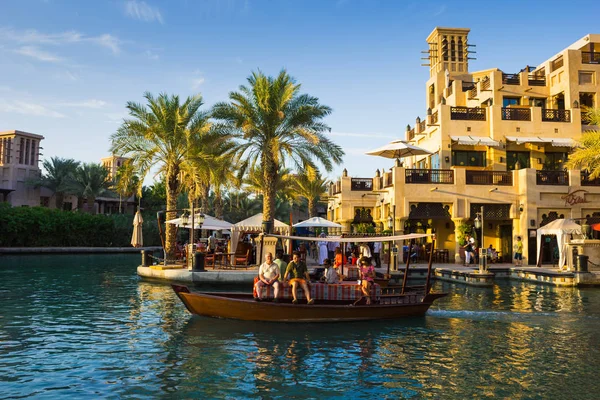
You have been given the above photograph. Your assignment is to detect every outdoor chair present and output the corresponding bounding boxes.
[204,253,216,269]
[234,249,251,267]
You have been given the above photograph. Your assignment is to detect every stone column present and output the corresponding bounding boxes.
[452,218,469,264]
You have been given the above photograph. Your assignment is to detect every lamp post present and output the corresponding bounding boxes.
[473,206,486,272]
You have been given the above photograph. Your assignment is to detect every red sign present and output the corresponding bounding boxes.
[561,189,589,206]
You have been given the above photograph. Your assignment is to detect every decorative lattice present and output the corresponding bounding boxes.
[408,203,452,220]
[540,211,566,227]
[470,203,510,220]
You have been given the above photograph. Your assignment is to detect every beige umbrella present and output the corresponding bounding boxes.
[131,210,144,248]
[365,139,432,159]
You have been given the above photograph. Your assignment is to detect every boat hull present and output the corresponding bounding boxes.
[172,285,446,322]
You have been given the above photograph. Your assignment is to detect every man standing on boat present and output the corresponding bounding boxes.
[254,252,281,302]
[284,251,314,304]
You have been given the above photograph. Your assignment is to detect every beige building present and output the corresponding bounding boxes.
[328,27,600,265]
[0,130,44,206]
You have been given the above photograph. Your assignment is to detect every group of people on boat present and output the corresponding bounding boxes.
[254,248,376,305]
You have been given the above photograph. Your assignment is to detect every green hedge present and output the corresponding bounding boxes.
[0,203,161,247]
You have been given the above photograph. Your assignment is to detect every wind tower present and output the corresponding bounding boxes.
[422,27,475,77]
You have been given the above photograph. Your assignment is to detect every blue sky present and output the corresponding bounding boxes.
[2,0,600,185]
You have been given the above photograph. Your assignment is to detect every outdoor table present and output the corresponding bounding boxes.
[215,252,235,269]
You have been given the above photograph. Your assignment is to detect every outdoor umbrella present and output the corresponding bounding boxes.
[293,217,343,228]
[131,210,144,248]
[365,139,432,159]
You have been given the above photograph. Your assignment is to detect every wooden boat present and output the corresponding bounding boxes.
[171,234,446,322]
[172,284,447,322]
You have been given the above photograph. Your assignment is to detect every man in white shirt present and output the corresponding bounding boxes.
[373,241,382,268]
[254,252,281,301]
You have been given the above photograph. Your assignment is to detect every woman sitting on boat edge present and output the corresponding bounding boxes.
[359,257,375,305]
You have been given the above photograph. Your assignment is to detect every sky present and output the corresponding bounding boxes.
[2,0,600,185]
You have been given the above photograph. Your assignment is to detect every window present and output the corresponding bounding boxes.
[63,202,73,211]
[507,151,530,170]
[40,196,50,207]
[529,97,546,108]
[430,153,440,169]
[543,153,568,171]
[579,71,594,85]
[19,138,24,164]
[452,151,486,167]
[503,97,520,107]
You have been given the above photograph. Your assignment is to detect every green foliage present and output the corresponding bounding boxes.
[0,203,160,247]
[354,223,376,234]
[456,223,472,246]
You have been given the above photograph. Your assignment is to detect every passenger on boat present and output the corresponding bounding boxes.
[359,258,375,305]
[318,233,328,265]
[322,259,340,284]
[359,243,372,265]
[274,250,288,284]
[333,247,347,268]
[284,251,314,305]
[254,252,281,302]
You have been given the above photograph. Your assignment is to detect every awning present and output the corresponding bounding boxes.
[505,136,577,147]
[450,135,500,146]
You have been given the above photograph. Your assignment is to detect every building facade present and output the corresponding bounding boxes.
[328,27,600,265]
[0,130,44,206]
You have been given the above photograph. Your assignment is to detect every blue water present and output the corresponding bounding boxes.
[1,254,600,399]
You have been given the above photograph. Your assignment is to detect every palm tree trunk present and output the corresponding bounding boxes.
[215,189,224,219]
[200,183,210,213]
[262,157,277,233]
[165,170,179,259]
[308,199,315,218]
[87,196,96,214]
[55,192,64,211]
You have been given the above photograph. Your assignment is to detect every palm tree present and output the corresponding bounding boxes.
[293,167,328,217]
[69,163,112,214]
[243,165,295,201]
[110,92,220,256]
[212,69,344,232]
[566,107,600,179]
[30,157,79,210]
[114,160,141,213]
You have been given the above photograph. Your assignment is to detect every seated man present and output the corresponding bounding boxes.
[273,250,288,286]
[284,251,314,304]
[254,252,281,301]
[321,258,340,284]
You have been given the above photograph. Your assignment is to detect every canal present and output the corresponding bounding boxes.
[1,254,599,399]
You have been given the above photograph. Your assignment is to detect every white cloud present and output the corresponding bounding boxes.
[124,1,164,24]
[192,77,205,89]
[15,46,63,62]
[433,5,446,17]
[145,49,159,60]
[58,99,108,109]
[0,99,65,118]
[0,27,122,55]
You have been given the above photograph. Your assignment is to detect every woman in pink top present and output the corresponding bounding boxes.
[359,258,375,305]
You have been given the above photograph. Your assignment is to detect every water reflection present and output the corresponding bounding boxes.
[2,256,600,398]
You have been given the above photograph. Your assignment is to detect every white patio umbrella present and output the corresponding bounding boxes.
[166,214,233,230]
[365,139,432,159]
[293,217,343,228]
[130,210,143,248]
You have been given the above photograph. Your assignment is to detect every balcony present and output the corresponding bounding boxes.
[542,109,571,122]
[405,169,454,184]
[384,173,393,187]
[450,106,486,121]
[501,108,531,121]
[502,73,520,85]
[466,171,513,186]
[351,178,373,191]
[536,171,568,186]
[418,120,426,132]
[332,181,341,194]
[551,56,563,72]
[528,74,546,86]
[582,171,600,186]
[431,110,439,125]
[582,51,600,64]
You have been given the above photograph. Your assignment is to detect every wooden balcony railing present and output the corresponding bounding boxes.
[333,181,341,194]
[501,108,531,121]
[582,171,600,186]
[466,171,513,186]
[384,173,393,187]
[582,51,600,64]
[405,169,454,184]
[536,171,569,186]
[468,86,478,99]
[551,56,563,72]
[542,109,571,122]
[528,75,546,86]
[407,128,415,140]
[450,106,486,121]
[431,110,439,125]
[418,120,426,132]
[481,77,491,91]
[351,178,373,191]
[502,73,520,85]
